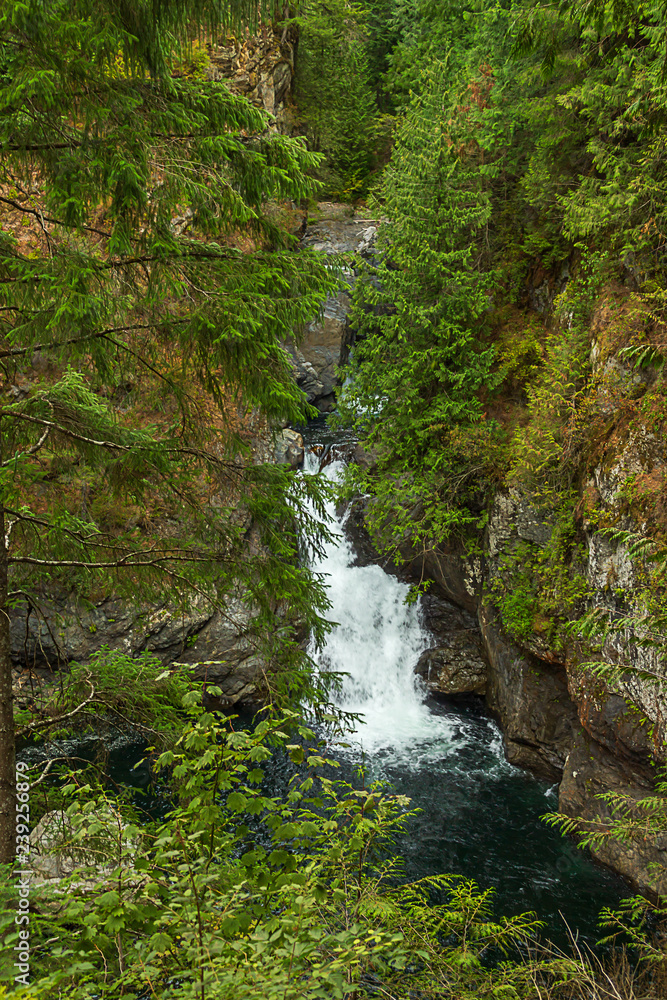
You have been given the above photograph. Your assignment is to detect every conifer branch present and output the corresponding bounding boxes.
[0,323,182,359]
[100,334,191,399]
[1,425,49,465]
[4,510,111,547]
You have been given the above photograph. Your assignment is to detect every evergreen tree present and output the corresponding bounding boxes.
[381,0,475,110]
[341,68,498,553]
[293,0,379,199]
[0,0,338,864]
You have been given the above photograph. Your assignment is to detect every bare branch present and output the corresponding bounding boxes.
[9,551,214,568]
[2,424,50,466]
[0,322,184,359]
[5,411,245,474]
[17,677,96,735]
[7,412,133,452]
[0,194,112,239]
[31,757,60,787]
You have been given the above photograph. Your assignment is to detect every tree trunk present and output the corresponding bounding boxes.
[0,468,16,864]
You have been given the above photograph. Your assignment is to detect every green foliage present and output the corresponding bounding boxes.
[495,562,539,642]
[338,65,501,554]
[171,39,211,80]
[0,0,348,721]
[513,1,667,259]
[0,704,543,998]
[509,250,609,501]
[294,0,381,199]
[380,0,479,110]
[490,512,592,647]
[18,647,194,743]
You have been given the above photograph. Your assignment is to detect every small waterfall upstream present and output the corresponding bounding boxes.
[301,438,628,944]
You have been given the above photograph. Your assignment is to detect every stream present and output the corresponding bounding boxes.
[24,427,629,950]
[301,432,629,947]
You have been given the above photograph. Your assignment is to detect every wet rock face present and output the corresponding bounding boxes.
[398,538,483,614]
[289,350,326,405]
[300,211,380,256]
[10,595,265,711]
[480,608,578,781]
[527,261,570,316]
[416,593,488,697]
[341,496,384,568]
[559,731,667,897]
[286,291,352,411]
[416,645,487,696]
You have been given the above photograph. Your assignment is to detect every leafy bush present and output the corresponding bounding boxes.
[1,704,542,998]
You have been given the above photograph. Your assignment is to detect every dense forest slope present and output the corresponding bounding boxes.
[299,0,667,897]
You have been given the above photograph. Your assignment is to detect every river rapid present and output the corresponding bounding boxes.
[301,434,628,947]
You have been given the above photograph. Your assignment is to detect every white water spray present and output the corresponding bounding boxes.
[304,447,464,762]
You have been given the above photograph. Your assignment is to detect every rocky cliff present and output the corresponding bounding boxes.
[206,23,297,126]
[380,281,667,897]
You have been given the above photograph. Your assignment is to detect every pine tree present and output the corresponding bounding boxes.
[0,0,338,863]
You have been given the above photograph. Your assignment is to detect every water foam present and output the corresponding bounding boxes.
[304,448,484,764]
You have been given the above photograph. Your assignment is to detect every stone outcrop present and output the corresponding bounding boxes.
[274,427,304,467]
[287,290,352,412]
[397,533,484,615]
[415,645,487,696]
[206,25,296,125]
[10,594,266,710]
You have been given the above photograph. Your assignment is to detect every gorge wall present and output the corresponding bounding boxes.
[204,23,297,125]
[378,282,667,898]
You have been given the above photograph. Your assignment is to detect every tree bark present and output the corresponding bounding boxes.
[0,427,16,864]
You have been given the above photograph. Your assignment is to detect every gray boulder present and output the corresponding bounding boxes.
[274,428,304,467]
[415,643,487,696]
[30,806,137,884]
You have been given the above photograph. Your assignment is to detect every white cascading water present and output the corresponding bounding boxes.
[304,447,464,762]
[299,443,630,943]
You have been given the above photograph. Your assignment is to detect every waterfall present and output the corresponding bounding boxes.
[304,447,456,762]
[299,441,628,940]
